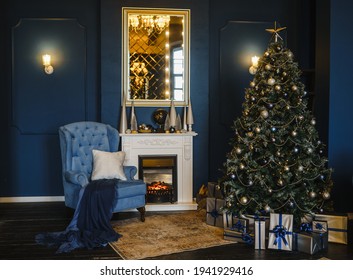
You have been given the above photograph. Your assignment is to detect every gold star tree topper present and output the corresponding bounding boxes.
[266,22,286,42]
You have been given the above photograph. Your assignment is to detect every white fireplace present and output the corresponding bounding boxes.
[120,132,198,211]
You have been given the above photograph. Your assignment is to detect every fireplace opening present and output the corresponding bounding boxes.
[138,155,177,203]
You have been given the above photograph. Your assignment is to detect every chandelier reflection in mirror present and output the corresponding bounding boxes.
[123,8,190,106]
[129,15,170,36]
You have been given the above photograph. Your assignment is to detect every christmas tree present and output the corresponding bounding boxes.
[219,24,333,226]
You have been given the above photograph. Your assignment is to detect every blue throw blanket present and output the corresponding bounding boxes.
[35,179,122,254]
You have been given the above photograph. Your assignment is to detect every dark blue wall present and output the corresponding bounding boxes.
[208,0,306,181]
[328,0,353,212]
[1,0,352,212]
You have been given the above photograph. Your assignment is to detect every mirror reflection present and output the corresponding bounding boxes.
[122,8,190,106]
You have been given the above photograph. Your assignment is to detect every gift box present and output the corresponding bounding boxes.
[223,213,249,232]
[312,220,328,234]
[268,213,293,251]
[206,197,225,227]
[242,214,270,237]
[255,220,266,250]
[207,182,224,199]
[224,229,254,245]
[314,214,348,244]
[293,231,328,255]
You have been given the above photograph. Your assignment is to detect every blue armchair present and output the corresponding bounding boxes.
[59,121,146,221]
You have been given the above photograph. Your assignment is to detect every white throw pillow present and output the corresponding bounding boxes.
[91,149,127,181]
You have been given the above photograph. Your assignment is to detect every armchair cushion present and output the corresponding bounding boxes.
[91,150,127,181]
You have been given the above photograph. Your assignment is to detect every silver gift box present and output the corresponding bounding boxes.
[223,213,249,232]
[293,232,328,255]
[224,229,254,244]
[206,197,225,228]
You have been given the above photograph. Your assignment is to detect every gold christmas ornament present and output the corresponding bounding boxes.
[322,191,331,200]
[235,147,242,154]
[275,85,281,91]
[261,110,269,118]
[267,77,275,85]
[250,81,256,87]
[309,191,317,198]
[291,85,298,91]
[265,64,272,70]
[291,131,297,137]
[255,127,261,133]
[240,196,248,204]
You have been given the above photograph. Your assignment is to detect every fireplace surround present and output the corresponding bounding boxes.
[120,132,197,211]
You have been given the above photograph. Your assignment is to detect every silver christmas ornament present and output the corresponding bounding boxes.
[291,131,297,137]
[311,119,316,125]
[298,165,304,172]
[264,205,271,212]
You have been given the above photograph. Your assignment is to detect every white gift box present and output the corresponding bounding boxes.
[255,220,266,250]
[268,213,293,251]
[223,212,249,232]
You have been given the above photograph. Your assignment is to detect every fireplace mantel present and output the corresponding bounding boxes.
[120,132,197,211]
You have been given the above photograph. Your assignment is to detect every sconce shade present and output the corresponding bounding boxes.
[42,54,54,74]
[42,54,51,66]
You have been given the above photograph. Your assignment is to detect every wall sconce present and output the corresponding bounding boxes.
[249,55,259,75]
[42,54,54,74]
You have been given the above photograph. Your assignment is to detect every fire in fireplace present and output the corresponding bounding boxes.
[138,155,177,203]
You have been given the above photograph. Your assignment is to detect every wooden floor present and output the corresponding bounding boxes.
[0,202,352,260]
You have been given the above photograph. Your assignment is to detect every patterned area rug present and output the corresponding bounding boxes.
[109,210,234,259]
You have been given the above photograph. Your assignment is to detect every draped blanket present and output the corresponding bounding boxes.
[35,179,121,254]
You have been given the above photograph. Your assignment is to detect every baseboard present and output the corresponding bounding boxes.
[0,196,65,203]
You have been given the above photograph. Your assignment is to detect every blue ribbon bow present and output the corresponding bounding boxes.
[272,225,289,246]
[242,233,254,245]
[315,223,323,231]
[300,222,313,233]
[231,220,245,232]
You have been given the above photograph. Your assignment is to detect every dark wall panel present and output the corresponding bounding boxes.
[328,0,353,212]
[208,0,306,181]
[6,18,87,197]
[12,18,86,133]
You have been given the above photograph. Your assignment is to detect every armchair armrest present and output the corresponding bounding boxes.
[123,166,138,180]
[64,170,89,187]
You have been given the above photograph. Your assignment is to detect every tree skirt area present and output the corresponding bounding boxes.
[109,210,234,259]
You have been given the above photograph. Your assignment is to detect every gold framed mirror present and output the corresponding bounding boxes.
[122,7,190,106]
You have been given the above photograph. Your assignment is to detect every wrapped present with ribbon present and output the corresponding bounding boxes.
[206,197,225,228]
[293,229,328,255]
[223,213,249,232]
[312,220,328,234]
[207,182,224,199]
[314,213,348,244]
[268,213,293,251]
[255,220,266,250]
[224,229,254,245]
[242,213,270,236]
